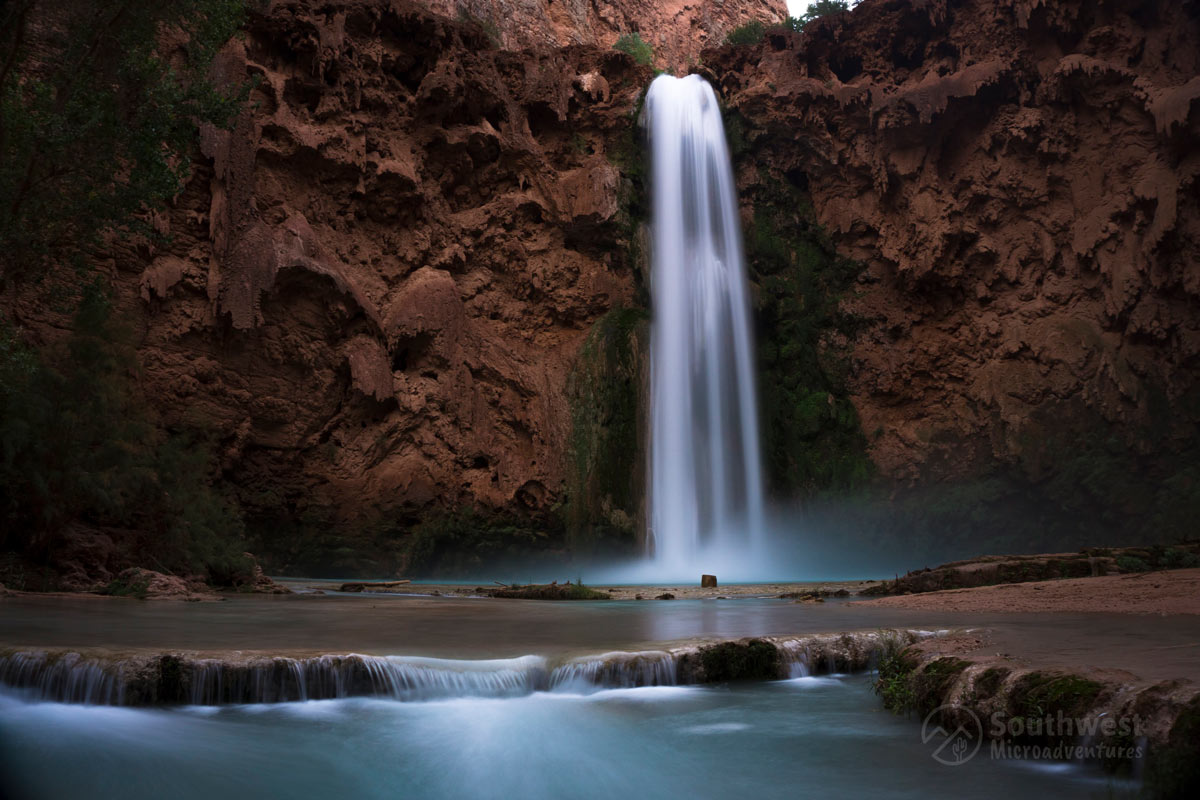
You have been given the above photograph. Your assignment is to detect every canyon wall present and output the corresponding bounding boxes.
[7,0,1199,575]
[708,0,1200,503]
[421,0,787,69]
[8,0,654,572]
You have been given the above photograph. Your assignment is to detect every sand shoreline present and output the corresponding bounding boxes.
[852,568,1200,615]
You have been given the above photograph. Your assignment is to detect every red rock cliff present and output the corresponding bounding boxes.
[708,0,1200,484]
[8,0,650,542]
[420,0,787,69]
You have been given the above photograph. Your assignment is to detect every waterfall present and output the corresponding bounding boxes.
[0,633,936,705]
[645,74,765,578]
[549,651,677,692]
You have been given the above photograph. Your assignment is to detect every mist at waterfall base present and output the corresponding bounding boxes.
[581,506,938,584]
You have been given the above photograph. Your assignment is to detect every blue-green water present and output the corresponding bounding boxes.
[0,675,1133,800]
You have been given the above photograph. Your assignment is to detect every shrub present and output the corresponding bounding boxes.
[725,21,766,45]
[613,33,654,66]
[0,1,250,280]
[0,289,248,584]
[1116,555,1150,573]
[788,0,855,31]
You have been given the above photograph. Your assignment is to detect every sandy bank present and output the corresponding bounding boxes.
[854,568,1200,615]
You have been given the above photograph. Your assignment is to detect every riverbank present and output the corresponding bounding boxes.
[855,568,1200,615]
[281,578,881,601]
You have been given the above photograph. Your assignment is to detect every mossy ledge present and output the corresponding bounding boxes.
[874,634,1200,796]
[0,630,930,706]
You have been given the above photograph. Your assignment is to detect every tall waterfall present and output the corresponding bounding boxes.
[645,74,765,578]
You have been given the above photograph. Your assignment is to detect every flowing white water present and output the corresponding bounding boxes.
[646,74,765,580]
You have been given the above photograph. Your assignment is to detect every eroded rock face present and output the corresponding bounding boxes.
[8,1,650,546]
[708,0,1200,484]
[420,0,787,70]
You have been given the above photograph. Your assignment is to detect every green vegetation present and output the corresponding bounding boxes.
[873,638,917,713]
[564,307,648,556]
[0,289,250,583]
[874,643,968,717]
[973,666,1010,700]
[102,572,152,600]
[788,1,855,31]
[613,33,654,66]
[0,1,252,587]
[490,581,610,600]
[1116,555,1150,573]
[725,2,856,46]
[742,174,872,497]
[0,0,250,280]
[1008,672,1105,747]
[404,507,561,578]
[725,21,767,46]
[699,639,781,682]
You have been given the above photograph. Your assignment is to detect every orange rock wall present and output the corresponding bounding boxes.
[421,0,787,69]
[9,1,651,531]
[708,0,1200,483]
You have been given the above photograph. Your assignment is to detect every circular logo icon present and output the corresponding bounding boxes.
[921,705,983,766]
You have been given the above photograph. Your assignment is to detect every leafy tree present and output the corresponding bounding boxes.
[0,287,248,581]
[0,1,252,585]
[613,33,654,66]
[787,0,856,31]
[725,21,767,46]
[0,0,249,281]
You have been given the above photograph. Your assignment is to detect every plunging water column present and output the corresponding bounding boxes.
[645,74,765,579]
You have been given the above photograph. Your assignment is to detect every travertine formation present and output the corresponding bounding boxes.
[7,0,650,540]
[708,0,1200,483]
[421,0,787,69]
[6,0,1199,567]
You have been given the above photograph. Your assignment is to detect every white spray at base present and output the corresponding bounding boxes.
[644,73,766,582]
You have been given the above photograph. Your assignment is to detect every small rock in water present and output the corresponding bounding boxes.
[635,594,645,600]
[656,593,676,600]
[701,574,718,588]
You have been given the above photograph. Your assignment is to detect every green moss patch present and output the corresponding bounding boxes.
[699,639,782,682]
[564,307,648,557]
[490,581,610,600]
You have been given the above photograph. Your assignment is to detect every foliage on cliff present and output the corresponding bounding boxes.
[565,307,648,556]
[0,289,249,583]
[0,0,248,280]
[613,33,654,67]
[0,1,252,586]
[737,167,872,498]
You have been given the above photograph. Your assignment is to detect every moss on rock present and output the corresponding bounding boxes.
[1145,695,1200,799]
[696,639,782,682]
[565,307,648,556]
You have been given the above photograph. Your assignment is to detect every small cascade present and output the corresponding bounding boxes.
[0,633,939,706]
[0,651,125,705]
[549,651,678,692]
[360,655,549,701]
[187,654,550,705]
[775,640,813,679]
